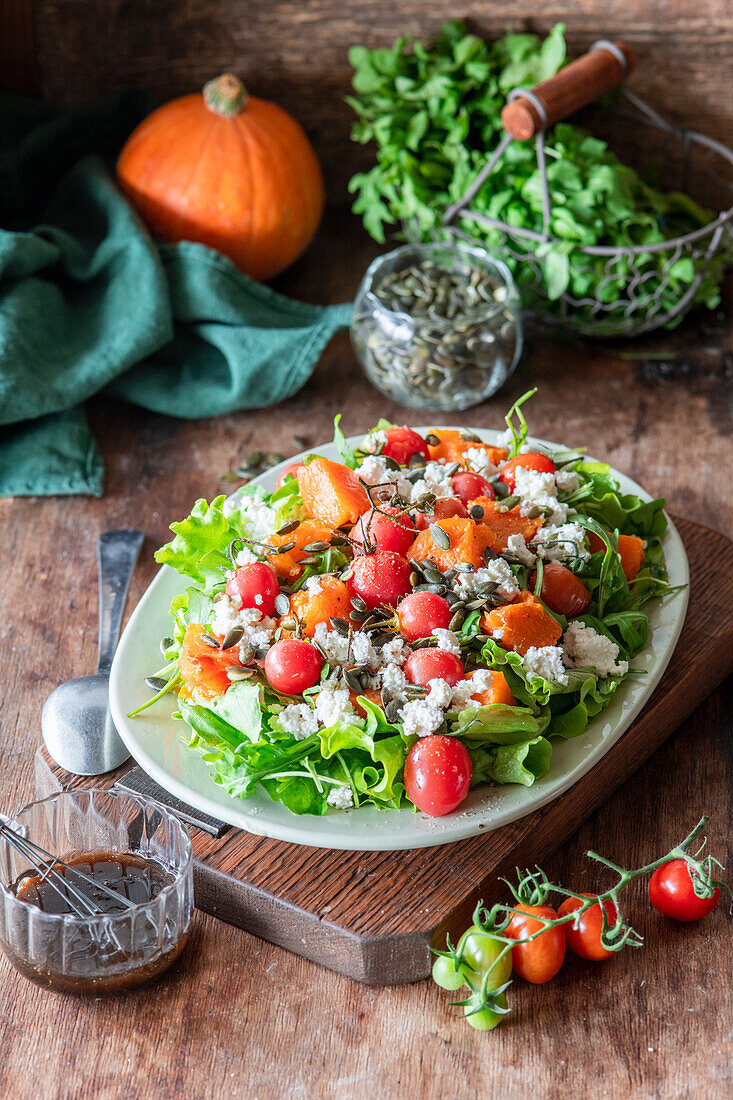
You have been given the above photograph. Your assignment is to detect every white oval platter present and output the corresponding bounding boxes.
[109,428,688,852]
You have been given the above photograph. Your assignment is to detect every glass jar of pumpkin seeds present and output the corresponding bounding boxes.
[351,240,522,411]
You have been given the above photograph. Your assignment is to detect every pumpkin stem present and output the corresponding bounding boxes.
[203,74,248,117]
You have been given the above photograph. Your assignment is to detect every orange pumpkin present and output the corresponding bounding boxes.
[116,74,325,281]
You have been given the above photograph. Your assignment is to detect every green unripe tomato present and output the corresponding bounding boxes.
[432,954,467,991]
[464,992,508,1031]
[457,926,512,988]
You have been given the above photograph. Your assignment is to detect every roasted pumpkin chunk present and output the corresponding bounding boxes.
[297,457,370,527]
[481,590,562,656]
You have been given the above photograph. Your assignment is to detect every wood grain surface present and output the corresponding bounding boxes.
[33,517,733,986]
[1,0,732,1065]
[0,199,730,1091]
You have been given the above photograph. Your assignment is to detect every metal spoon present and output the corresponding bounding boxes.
[42,530,144,775]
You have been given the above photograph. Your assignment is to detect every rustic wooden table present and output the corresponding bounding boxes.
[0,219,730,1099]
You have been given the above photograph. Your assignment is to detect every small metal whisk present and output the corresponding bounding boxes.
[0,818,135,918]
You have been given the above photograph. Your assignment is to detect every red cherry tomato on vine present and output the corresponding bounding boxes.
[414,497,469,530]
[451,471,494,505]
[500,452,556,493]
[348,550,412,610]
[397,592,452,642]
[529,562,591,618]
[350,504,416,556]
[264,638,322,694]
[557,894,618,961]
[404,648,464,687]
[404,734,471,816]
[381,427,430,468]
[505,903,566,983]
[276,461,304,489]
[226,563,279,617]
[649,859,720,921]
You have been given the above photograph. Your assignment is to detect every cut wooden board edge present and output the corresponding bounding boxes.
[32,518,733,984]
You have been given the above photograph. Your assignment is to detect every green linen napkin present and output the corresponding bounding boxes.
[0,94,352,497]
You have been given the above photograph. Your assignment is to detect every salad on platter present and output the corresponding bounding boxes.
[133,392,674,818]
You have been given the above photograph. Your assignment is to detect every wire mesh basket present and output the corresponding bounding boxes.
[442,40,733,338]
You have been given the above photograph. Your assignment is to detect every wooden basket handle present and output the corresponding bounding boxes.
[501,40,636,141]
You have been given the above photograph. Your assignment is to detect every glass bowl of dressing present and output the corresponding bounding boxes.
[0,789,193,993]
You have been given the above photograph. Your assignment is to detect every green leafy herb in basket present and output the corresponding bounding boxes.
[347,21,728,332]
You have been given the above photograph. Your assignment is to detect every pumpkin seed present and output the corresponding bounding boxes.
[275,519,300,536]
[226,667,254,681]
[493,480,511,499]
[221,626,244,651]
[453,561,475,573]
[495,494,520,512]
[430,524,451,550]
[303,541,331,553]
[159,637,173,655]
[201,634,220,649]
[239,643,256,664]
[345,669,364,693]
[465,598,487,611]
[444,592,461,607]
[340,566,355,582]
[449,610,466,631]
[329,617,350,636]
[409,571,420,588]
[350,608,369,623]
[425,433,441,447]
[276,541,296,554]
[421,564,444,585]
[274,593,291,616]
[411,637,436,649]
[351,596,367,613]
[459,429,482,443]
[525,504,543,519]
[146,676,168,691]
[483,546,498,564]
[385,701,402,724]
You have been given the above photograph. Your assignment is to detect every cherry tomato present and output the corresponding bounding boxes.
[463,992,508,1031]
[404,734,471,816]
[432,954,467,991]
[505,903,566,983]
[264,638,322,694]
[414,497,468,529]
[226,562,280,617]
[276,461,304,489]
[500,452,556,493]
[397,592,452,641]
[350,504,416,556]
[529,562,591,617]
[458,925,513,987]
[348,550,412,610]
[557,894,618,961]
[404,647,464,687]
[451,470,494,505]
[381,426,430,468]
[649,859,720,921]
[458,926,512,1029]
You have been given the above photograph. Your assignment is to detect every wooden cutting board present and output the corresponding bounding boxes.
[35,517,733,985]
